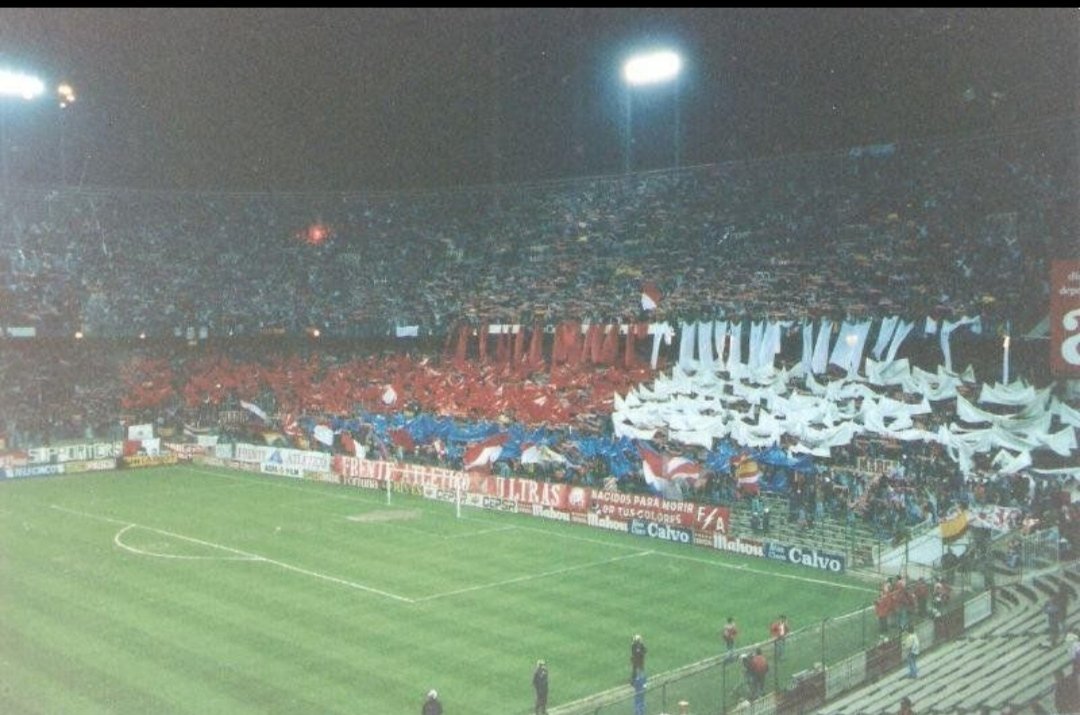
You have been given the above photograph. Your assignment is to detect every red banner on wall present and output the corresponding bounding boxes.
[1050,260,1080,377]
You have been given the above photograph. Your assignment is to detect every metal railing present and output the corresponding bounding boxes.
[547,577,982,715]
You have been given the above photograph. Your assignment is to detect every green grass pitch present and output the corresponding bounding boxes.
[0,465,874,714]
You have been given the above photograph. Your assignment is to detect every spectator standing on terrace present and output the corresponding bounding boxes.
[941,547,960,583]
[630,634,647,681]
[902,626,920,678]
[722,617,739,660]
[1068,629,1080,676]
[912,577,930,619]
[532,660,548,715]
[632,671,647,715]
[422,689,443,715]
[747,648,769,700]
[1057,585,1071,626]
[1045,596,1064,647]
[875,591,892,635]
[1054,668,1079,715]
[932,578,951,616]
[770,615,789,660]
[898,695,916,715]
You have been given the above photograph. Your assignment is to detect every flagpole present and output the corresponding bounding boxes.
[386,470,392,506]
[456,478,462,519]
[1002,324,1011,385]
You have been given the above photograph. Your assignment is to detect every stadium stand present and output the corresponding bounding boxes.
[817,566,1079,714]
[0,120,1075,339]
[1,120,1077,562]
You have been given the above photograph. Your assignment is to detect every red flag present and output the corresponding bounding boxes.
[528,323,544,368]
[478,326,488,363]
[601,325,619,365]
[454,324,469,365]
[513,326,526,364]
[389,428,415,452]
[463,433,508,471]
[638,443,702,491]
[281,413,301,438]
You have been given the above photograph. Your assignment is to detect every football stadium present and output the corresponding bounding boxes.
[0,8,1078,715]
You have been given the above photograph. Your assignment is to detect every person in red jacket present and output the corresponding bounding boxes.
[875,593,893,635]
[747,648,769,700]
[722,616,739,660]
[912,577,930,619]
[770,615,789,660]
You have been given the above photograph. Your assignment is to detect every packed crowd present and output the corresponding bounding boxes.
[1,335,1075,549]
[2,120,1077,546]
[0,120,1075,339]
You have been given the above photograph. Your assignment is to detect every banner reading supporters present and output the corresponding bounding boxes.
[28,442,122,464]
[1050,260,1080,376]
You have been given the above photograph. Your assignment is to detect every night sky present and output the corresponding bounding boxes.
[0,8,1076,193]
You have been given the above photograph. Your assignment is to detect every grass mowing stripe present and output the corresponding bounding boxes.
[1,466,878,713]
[52,504,416,603]
[413,549,653,602]
[0,627,110,715]
[45,498,491,711]
[11,549,358,714]
[0,598,184,714]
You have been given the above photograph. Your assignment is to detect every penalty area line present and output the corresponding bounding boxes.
[50,504,414,603]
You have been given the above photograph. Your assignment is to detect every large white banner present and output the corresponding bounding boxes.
[127,424,154,441]
[28,442,122,464]
[233,443,331,474]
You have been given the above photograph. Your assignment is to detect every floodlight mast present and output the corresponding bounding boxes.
[0,69,47,244]
[621,50,683,173]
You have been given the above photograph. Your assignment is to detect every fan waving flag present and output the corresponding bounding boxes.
[641,281,662,312]
[733,456,761,495]
[463,433,509,471]
[312,424,335,447]
[520,442,568,466]
[638,442,702,494]
[280,413,301,438]
[240,400,269,422]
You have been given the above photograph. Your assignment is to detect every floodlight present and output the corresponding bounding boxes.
[57,82,76,108]
[622,51,682,87]
[0,69,45,100]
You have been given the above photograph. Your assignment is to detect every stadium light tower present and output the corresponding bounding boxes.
[0,69,46,184]
[621,49,683,173]
[57,82,76,183]
[0,68,46,240]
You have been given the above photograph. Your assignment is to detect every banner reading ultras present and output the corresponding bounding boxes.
[1051,260,1080,376]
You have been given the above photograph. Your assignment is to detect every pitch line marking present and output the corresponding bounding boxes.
[184,466,876,593]
[189,468,514,540]
[50,504,414,603]
[113,524,261,561]
[414,550,654,603]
